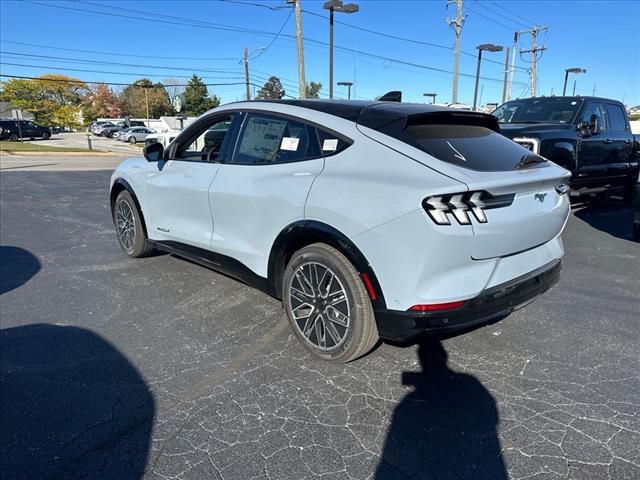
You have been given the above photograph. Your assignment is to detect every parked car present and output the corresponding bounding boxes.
[493,96,639,205]
[110,100,571,362]
[0,119,52,141]
[114,127,135,141]
[121,127,154,144]
[143,130,179,148]
[90,121,113,134]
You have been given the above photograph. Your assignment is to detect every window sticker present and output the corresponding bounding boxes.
[322,138,338,151]
[280,137,300,151]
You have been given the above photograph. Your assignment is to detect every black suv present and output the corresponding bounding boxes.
[493,96,639,204]
[0,119,52,141]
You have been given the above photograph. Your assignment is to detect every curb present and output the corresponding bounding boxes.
[0,151,129,157]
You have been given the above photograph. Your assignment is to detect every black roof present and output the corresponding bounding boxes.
[253,99,496,133]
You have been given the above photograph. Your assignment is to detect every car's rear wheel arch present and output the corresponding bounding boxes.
[110,179,148,237]
[268,221,386,309]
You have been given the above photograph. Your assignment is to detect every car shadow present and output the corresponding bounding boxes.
[0,324,155,480]
[573,198,634,241]
[0,246,41,295]
[375,339,507,479]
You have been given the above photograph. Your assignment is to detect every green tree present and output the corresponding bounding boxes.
[183,75,220,116]
[120,79,172,118]
[305,81,322,99]
[0,74,87,128]
[256,76,285,100]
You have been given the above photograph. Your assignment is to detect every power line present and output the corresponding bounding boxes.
[0,73,258,88]
[473,1,531,29]
[0,51,243,74]
[0,62,245,81]
[488,0,538,27]
[465,4,516,30]
[0,39,238,61]
[22,0,527,86]
[251,7,293,59]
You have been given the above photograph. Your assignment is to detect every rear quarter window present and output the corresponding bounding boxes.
[405,124,543,172]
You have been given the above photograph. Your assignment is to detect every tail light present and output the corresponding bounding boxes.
[423,191,515,225]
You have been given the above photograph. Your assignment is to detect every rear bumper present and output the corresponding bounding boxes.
[374,260,561,341]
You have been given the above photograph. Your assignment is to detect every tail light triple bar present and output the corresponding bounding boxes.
[423,191,515,225]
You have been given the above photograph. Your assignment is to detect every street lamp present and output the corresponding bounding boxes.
[423,92,437,104]
[562,68,586,96]
[337,81,353,99]
[323,0,359,99]
[473,43,503,111]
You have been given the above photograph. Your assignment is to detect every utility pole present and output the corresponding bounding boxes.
[501,47,510,104]
[506,31,518,100]
[572,79,577,96]
[244,47,251,101]
[519,26,547,97]
[446,0,465,104]
[592,84,596,96]
[290,0,307,99]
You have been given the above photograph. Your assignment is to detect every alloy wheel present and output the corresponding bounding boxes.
[116,200,136,252]
[288,262,350,351]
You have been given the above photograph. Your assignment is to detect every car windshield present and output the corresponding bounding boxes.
[492,98,583,124]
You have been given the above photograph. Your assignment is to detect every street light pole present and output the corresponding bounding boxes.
[562,67,586,96]
[323,0,359,99]
[423,93,437,104]
[337,81,353,99]
[473,43,503,111]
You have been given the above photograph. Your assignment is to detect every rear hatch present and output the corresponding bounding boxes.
[357,108,571,259]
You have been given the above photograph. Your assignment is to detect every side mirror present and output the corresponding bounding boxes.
[143,142,164,162]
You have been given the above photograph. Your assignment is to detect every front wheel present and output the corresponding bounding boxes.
[8,133,18,141]
[42,132,51,140]
[282,243,379,363]
[113,190,154,258]
[128,136,136,144]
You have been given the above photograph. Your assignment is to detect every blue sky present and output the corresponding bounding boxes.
[1,0,639,106]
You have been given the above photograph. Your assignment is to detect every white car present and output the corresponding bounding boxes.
[110,100,571,362]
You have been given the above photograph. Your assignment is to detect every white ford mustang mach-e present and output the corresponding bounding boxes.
[110,100,571,362]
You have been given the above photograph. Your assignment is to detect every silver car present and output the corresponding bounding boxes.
[115,127,135,141]
[122,127,154,144]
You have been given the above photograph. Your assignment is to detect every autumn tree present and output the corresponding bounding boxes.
[120,79,172,118]
[81,83,122,122]
[256,76,285,100]
[183,75,220,116]
[0,74,87,128]
[305,81,322,99]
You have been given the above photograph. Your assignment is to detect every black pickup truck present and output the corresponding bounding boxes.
[493,96,639,204]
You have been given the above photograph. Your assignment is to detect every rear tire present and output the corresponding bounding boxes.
[113,190,154,258]
[42,132,51,140]
[8,133,18,141]
[282,243,379,363]
[128,137,136,144]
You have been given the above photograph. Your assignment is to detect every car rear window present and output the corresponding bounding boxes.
[404,124,543,172]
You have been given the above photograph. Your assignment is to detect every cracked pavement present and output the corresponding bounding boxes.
[1,170,639,479]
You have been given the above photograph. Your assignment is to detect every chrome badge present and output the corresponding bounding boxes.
[534,193,547,203]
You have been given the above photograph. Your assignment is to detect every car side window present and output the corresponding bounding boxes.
[316,129,350,155]
[606,104,627,132]
[233,114,320,165]
[580,102,608,132]
[175,116,233,162]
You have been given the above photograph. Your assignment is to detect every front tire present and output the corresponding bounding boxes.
[8,133,18,141]
[42,132,51,140]
[113,191,153,258]
[282,243,379,363]
[128,136,136,144]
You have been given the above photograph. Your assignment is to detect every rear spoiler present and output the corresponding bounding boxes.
[378,91,402,102]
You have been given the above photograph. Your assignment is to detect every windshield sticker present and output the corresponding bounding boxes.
[322,139,338,151]
[280,137,300,151]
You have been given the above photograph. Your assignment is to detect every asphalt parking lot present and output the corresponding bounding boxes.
[1,168,639,480]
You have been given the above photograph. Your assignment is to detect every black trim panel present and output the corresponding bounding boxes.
[148,240,270,294]
[375,260,561,341]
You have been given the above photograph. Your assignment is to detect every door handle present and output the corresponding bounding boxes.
[602,139,613,144]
